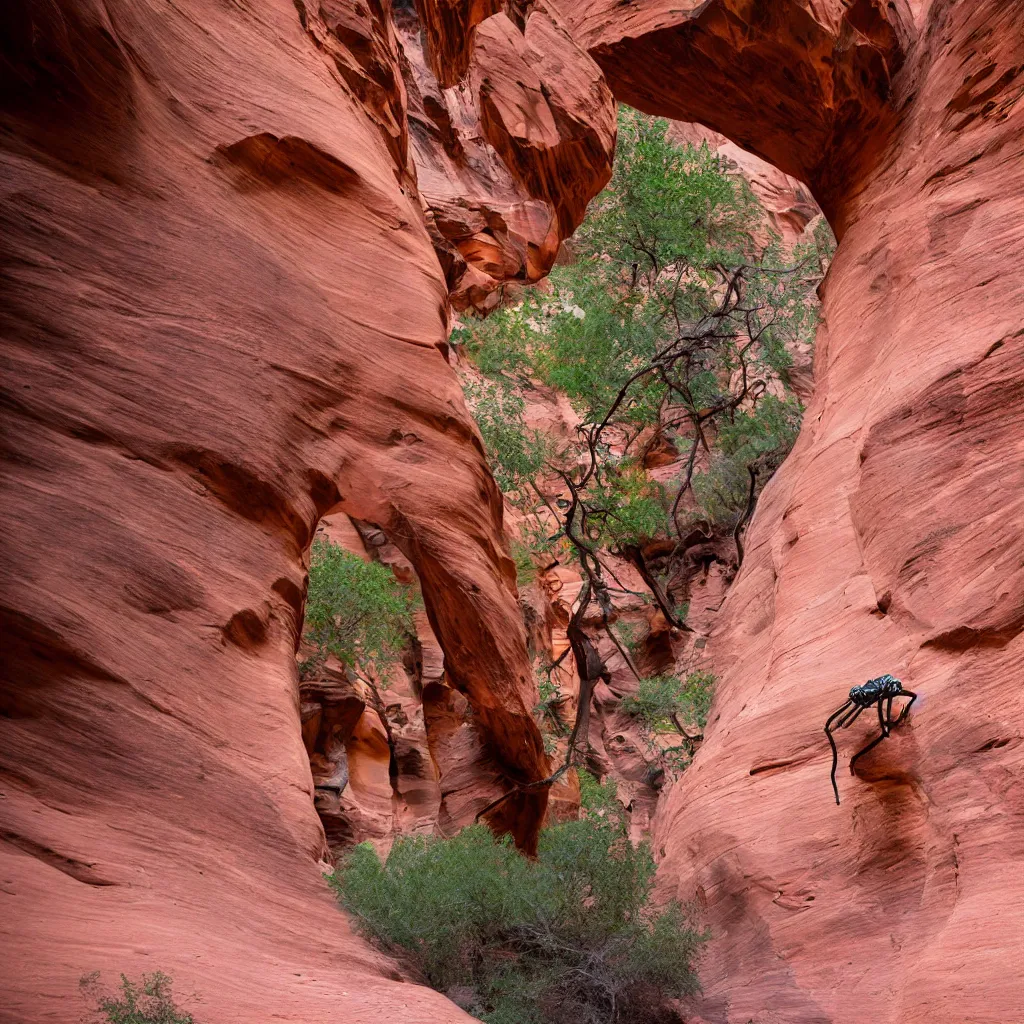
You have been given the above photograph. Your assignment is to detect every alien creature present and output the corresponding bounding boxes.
[824,674,917,804]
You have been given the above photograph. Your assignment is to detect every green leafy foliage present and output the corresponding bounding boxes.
[332,806,705,1024]
[612,619,646,657]
[691,395,802,528]
[532,273,664,425]
[621,671,716,733]
[576,769,624,823]
[579,107,760,280]
[80,972,194,1024]
[302,538,414,681]
[452,300,535,382]
[620,672,716,779]
[587,463,670,548]
[464,379,551,494]
[534,674,563,725]
[456,107,818,561]
[510,539,540,586]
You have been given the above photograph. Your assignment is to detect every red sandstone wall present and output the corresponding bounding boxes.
[0,0,611,1018]
[563,0,1024,1020]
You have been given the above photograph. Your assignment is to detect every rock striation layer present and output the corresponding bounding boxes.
[0,0,612,1019]
[559,0,1024,1020]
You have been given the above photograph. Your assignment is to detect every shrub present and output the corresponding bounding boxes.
[331,789,706,1024]
[510,539,540,586]
[588,464,670,548]
[455,107,815,571]
[691,396,802,528]
[80,972,194,1024]
[619,672,715,779]
[620,671,715,733]
[302,538,414,681]
[453,300,536,382]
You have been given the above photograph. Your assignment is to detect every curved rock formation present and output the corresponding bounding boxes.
[568,0,915,225]
[559,0,1024,1020]
[2,0,1021,1020]
[401,0,616,310]
[0,0,612,1019]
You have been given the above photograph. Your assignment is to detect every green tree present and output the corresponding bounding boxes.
[456,106,824,793]
[302,537,415,793]
[303,538,413,681]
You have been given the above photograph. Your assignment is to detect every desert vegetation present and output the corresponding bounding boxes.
[456,107,829,610]
[332,775,706,1024]
[455,108,831,779]
[619,670,716,777]
[80,972,195,1024]
[300,537,416,790]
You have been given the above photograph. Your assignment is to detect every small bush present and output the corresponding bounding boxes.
[331,791,705,1024]
[619,672,715,779]
[80,972,195,1024]
[510,539,541,586]
[621,671,715,733]
[691,396,802,529]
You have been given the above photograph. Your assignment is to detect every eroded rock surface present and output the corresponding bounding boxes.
[564,1,1023,1021]
[0,0,611,1018]
[400,0,615,310]
[2,0,1021,1020]
[566,0,916,224]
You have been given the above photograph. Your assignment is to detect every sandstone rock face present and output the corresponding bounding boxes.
[561,0,1024,1020]
[568,0,916,224]
[400,0,616,311]
[0,0,612,1019]
[2,0,1021,1021]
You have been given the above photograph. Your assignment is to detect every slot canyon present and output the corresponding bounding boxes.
[1,0,1021,1022]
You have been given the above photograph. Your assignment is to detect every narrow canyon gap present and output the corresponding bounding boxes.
[1,2,1021,1024]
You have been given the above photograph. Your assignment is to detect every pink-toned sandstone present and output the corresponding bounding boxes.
[561,0,1024,1019]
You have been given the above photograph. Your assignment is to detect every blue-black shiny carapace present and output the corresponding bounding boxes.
[848,673,904,707]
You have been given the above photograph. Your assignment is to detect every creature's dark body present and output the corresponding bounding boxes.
[825,674,916,804]
[849,674,905,706]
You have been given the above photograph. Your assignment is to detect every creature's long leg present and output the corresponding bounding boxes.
[886,695,894,727]
[836,703,867,729]
[850,701,890,774]
[825,701,853,805]
[892,689,917,727]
